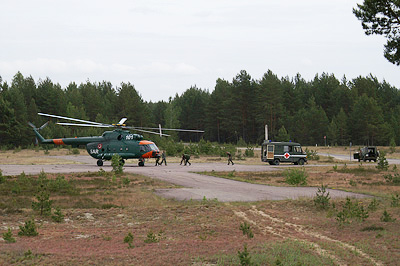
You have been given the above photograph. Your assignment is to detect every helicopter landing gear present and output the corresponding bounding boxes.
[97,159,103,167]
[138,158,145,167]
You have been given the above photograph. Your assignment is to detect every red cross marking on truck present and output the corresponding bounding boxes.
[284,152,290,159]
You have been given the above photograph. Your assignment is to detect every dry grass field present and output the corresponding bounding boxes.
[0,147,399,265]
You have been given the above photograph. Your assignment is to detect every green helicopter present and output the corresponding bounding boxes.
[29,113,203,167]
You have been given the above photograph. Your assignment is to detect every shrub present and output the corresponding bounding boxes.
[314,184,330,210]
[284,168,308,186]
[383,173,400,184]
[32,185,53,216]
[305,148,319,161]
[111,154,123,174]
[237,244,252,266]
[380,210,396,222]
[391,194,399,207]
[0,169,5,184]
[144,230,164,243]
[376,152,389,171]
[239,222,254,239]
[124,232,134,248]
[18,219,39,236]
[244,146,254,157]
[51,207,64,223]
[2,228,16,243]
[336,197,369,225]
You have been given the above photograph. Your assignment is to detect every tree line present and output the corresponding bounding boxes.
[0,70,399,148]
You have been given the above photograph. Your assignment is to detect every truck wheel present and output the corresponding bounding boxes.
[273,159,280,165]
[298,159,305,165]
[97,160,103,167]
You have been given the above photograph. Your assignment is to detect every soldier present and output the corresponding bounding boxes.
[227,152,234,165]
[184,154,191,166]
[180,154,185,165]
[160,151,167,166]
[155,154,161,166]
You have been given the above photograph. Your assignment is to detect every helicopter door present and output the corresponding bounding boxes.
[267,145,274,160]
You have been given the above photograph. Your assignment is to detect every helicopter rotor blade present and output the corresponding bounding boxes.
[118,118,127,125]
[38,113,105,126]
[39,121,49,130]
[124,126,170,137]
[28,122,37,129]
[134,126,204,133]
[57,122,112,128]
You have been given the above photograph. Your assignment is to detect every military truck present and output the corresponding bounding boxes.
[261,141,307,165]
[353,146,379,162]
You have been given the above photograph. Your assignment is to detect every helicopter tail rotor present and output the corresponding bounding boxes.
[28,121,49,145]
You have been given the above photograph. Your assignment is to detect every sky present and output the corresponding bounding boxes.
[0,0,399,102]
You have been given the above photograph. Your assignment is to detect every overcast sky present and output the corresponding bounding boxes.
[1,0,399,102]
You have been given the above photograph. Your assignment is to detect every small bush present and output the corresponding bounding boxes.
[384,173,400,184]
[305,149,319,161]
[51,207,64,223]
[391,194,400,207]
[237,244,252,266]
[144,230,164,243]
[2,228,16,243]
[361,225,384,232]
[314,184,330,210]
[284,168,308,186]
[124,232,134,248]
[336,197,369,225]
[239,222,254,239]
[18,219,39,236]
[367,198,379,212]
[380,210,396,222]
[376,152,389,171]
[32,185,53,216]
[111,154,123,174]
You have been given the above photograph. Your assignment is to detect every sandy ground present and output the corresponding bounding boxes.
[0,155,367,202]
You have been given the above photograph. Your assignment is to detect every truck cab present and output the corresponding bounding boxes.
[261,141,307,165]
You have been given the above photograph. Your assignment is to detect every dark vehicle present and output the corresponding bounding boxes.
[261,141,307,165]
[353,146,379,162]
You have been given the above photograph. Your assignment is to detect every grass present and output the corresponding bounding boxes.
[1,147,400,265]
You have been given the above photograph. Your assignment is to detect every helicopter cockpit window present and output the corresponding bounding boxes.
[140,146,145,152]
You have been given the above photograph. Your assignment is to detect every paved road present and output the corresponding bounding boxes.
[0,155,368,202]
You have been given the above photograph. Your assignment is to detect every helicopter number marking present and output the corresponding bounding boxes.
[90,149,99,154]
[126,134,135,140]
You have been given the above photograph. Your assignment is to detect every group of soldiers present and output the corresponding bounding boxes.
[155,151,234,166]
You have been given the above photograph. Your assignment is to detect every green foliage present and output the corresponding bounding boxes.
[284,168,308,186]
[0,169,5,184]
[124,232,134,248]
[360,225,384,232]
[32,184,53,216]
[376,151,389,171]
[244,146,254,157]
[314,184,331,210]
[384,173,400,184]
[367,198,379,212]
[239,222,254,239]
[305,148,319,161]
[111,154,123,174]
[51,207,64,223]
[353,1,400,65]
[18,219,39,236]
[380,210,396,222]
[144,230,164,243]
[237,244,252,266]
[336,197,369,225]
[2,228,16,243]
[391,194,400,207]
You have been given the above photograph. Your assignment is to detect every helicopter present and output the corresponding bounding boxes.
[29,113,204,167]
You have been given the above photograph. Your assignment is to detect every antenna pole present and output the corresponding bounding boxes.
[265,125,268,141]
